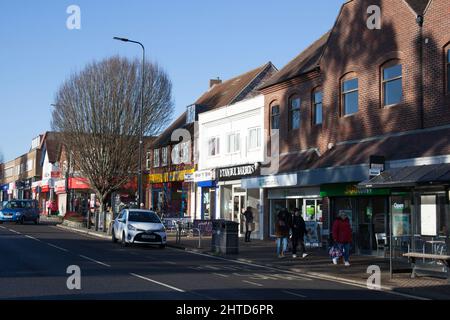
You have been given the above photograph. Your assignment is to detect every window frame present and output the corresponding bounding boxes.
[145,151,152,170]
[248,127,262,151]
[208,136,220,157]
[288,95,301,131]
[446,48,450,95]
[226,132,241,154]
[161,146,168,167]
[382,61,403,107]
[312,88,323,126]
[341,76,359,116]
[153,149,160,168]
[270,103,280,131]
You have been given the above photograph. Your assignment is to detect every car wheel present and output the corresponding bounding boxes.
[34,217,40,225]
[112,229,118,243]
[121,233,128,247]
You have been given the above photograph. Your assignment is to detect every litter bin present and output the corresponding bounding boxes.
[211,220,239,254]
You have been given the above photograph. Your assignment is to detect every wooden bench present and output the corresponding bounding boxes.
[403,252,450,283]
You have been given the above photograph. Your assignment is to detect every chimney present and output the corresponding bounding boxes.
[209,77,222,88]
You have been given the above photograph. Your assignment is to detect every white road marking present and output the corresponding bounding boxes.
[8,229,21,234]
[242,280,263,287]
[79,255,111,267]
[203,265,221,270]
[47,243,69,252]
[165,261,177,265]
[0,226,6,229]
[283,290,307,298]
[25,235,42,242]
[213,273,229,278]
[169,247,429,300]
[130,273,185,292]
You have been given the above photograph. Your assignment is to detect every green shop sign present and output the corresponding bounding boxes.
[320,184,391,197]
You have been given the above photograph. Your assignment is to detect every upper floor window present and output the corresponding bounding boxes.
[227,132,240,154]
[313,90,323,125]
[248,127,261,150]
[186,104,196,124]
[180,141,190,163]
[446,49,450,94]
[208,137,220,157]
[271,104,280,130]
[172,144,180,164]
[161,147,168,167]
[153,149,160,168]
[288,96,301,130]
[342,77,359,116]
[145,151,152,170]
[383,63,403,106]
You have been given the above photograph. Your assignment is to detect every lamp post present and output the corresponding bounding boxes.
[113,37,145,208]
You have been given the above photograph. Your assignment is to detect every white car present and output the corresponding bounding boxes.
[112,209,167,248]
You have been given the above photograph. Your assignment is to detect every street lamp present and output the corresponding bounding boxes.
[113,36,145,208]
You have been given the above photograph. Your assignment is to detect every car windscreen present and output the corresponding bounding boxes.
[128,211,161,223]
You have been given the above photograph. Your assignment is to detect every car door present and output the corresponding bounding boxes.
[116,210,127,239]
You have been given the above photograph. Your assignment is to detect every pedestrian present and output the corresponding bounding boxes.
[242,206,254,242]
[275,208,291,258]
[291,208,308,258]
[331,211,353,266]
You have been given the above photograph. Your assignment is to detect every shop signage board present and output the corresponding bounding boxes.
[392,201,410,237]
[369,155,385,178]
[242,173,297,189]
[149,169,195,184]
[194,169,215,182]
[320,184,390,197]
[217,164,258,181]
[304,221,322,247]
[420,195,437,236]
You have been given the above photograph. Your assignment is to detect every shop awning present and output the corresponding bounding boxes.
[358,163,450,188]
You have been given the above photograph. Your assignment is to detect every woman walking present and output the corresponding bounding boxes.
[275,208,291,258]
[291,208,308,258]
[242,206,254,242]
[331,212,353,266]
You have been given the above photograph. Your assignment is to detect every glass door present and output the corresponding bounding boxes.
[233,193,246,236]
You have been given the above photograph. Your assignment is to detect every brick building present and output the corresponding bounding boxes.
[249,0,449,254]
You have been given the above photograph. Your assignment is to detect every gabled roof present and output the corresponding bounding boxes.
[404,0,432,15]
[258,32,330,90]
[41,132,63,164]
[152,62,276,148]
[195,62,274,108]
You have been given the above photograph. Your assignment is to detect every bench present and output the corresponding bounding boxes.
[403,252,450,283]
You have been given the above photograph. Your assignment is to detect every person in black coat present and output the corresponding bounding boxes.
[291,208,308,258]
[242,207,254,242]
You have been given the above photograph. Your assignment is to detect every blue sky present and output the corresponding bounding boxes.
[0,0,343,162]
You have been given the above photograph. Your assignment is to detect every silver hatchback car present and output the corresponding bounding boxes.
[112,209,167,248]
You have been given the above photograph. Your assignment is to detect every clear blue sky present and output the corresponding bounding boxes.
[0,0,343,162]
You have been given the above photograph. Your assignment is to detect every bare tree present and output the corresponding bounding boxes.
[52,56,173,230]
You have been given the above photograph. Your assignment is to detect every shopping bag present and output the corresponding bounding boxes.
[329,245,343,258]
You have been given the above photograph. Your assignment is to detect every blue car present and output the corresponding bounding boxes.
[0,200,40,225]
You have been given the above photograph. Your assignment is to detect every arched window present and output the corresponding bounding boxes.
[312,88,323,125]
[288,95,301,130]
[270,102,280,131]
[341,72,359,116]
[382,60,403,106]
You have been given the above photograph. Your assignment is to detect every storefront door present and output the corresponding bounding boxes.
[356,197,388,254]
[233,190,246,236]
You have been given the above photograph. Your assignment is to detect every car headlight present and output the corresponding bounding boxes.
[127,224,136,231]
[157,228,166,233]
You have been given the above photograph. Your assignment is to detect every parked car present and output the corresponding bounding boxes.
[112,209,166,248]
[0,200,40,225]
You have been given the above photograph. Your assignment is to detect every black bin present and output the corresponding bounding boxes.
[212,220,239,254]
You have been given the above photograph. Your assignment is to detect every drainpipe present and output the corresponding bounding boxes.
[416,15,424,129]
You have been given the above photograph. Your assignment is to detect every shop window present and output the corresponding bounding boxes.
[341,76,359,116]
[313,89,323,125]
[288,95,301,131]
[382,61,403,106]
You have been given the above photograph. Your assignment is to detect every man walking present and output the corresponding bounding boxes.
[242,206,254,242]
[275,208,291,258]
[291,208,308,258]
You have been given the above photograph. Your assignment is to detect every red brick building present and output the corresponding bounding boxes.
[252,0,449,254]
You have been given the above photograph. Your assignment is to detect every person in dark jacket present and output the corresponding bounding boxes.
[331,212,353,266]
[275,208,291,258]
[242,206,254,242]
[291,208,308,258]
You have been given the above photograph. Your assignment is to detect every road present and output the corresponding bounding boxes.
[0,222,415,300]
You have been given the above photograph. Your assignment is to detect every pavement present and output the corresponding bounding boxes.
[1,220,448,300]
[166,234,450,300]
